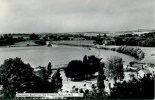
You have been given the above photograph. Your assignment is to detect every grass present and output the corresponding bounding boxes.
[53,40,94,45]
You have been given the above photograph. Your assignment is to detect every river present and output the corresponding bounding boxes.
[0,45,154,68]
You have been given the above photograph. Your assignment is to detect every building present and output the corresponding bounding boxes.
[137,69,151,79]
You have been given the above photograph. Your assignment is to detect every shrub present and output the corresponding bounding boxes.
[34,40,46,45]
[117,46,145,60]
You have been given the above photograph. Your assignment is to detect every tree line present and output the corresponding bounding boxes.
[114,32,155,47]
[116,46,145,60]
[0,34,25,46]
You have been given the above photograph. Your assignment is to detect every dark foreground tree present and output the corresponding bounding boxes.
[97,65,106,91]
[86,55,102,76]
[51,69,62,92]
[0,58,39,98]
[47,62,52,75]
[0,58,63,99]
[65,60,84,80]
[65,55,102,80]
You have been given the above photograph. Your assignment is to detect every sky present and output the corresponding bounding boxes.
[0,0,154,33]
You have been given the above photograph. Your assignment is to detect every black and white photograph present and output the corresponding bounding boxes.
[0,0,154,99]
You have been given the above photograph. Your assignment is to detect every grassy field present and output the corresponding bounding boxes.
[53,40,94,46]
[13,41,38,46]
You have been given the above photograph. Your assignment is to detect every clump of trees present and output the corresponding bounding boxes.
[141,38,155,47]
[110,75,154,99]
[29,33,39,40]
[0,58,62,99]
[113,32,155,47]
[105,56,124,81]
[94,34,103,45]
[117,46,145,60]
[65,55,102,80]
[0,34,25,46]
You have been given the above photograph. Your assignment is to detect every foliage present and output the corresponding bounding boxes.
[64,60,84,80]
[83,84,108,99]
[114,37,124,45]
[47,62,52,75]
[0,34,25,46]
[0,58,39,98]
[97,66,106,90]
[141,38,155,47]
[94,34,103,45]
[86,55,102,75]
[35,66,49,82]
[105,56,124,80]
[117,46,145,60]
[29,33,39,40]
[110,75,154,99]
[65,55,102,80]
[113,32,155,47]
[51,69,62,93]
[0,58,63,99]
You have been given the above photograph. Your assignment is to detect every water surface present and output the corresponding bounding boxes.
[0,45,154,68]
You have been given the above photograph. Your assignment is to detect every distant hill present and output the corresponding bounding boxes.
[0,29,155,36]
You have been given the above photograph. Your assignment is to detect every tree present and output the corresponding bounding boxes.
[97,65,106,91]
[0,58,39,98]
[105,56,124,81]
[65,60,85,80]
[29,33,39,40]
[65,55,102,80]
[83,55,89,76]
[115,37,123,45]
[51,69,62,93]
[95,34,103,45]
[87,55,102,76]
[35,66,49,82]
[47,62,52,75]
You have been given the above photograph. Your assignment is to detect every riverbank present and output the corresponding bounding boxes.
[52,40,146,61]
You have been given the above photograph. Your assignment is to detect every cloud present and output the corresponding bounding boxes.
[0,0,154,33]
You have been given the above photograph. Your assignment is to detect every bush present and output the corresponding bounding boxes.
[34,40,46,45]
[117,46,145,60]
[65,55,102,80]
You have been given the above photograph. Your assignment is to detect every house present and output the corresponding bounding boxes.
[148,67,155,75]
[137,69,151,79]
